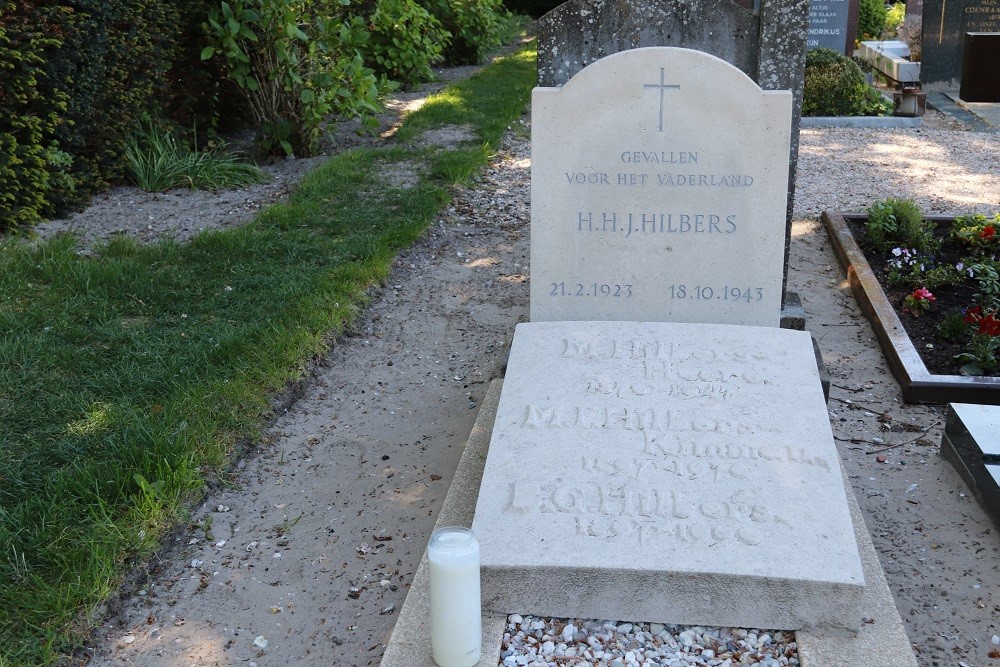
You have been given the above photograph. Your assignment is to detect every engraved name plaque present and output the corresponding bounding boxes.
[471,321,865,630]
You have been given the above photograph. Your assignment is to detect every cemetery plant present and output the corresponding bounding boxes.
[201,0,391,157]
[857,0,888,40]
[124,116,268,192]
[0,42,536,665]
[0,0,513,230]
[856,199,1000,375]
[802,48,892,117]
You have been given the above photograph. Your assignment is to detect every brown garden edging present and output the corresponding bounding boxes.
[822,211,1000,405]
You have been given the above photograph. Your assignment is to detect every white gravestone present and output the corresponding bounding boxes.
[530,47,792,327]
[471,321,864,630]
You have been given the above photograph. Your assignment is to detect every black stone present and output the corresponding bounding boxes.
[537,0,810,306]
[960,32,1000,101]
[940,405,1000,531]
[807,0,858,54]
[922,0,1000,88]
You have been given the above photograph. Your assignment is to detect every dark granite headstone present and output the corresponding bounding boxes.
[960,32,1000,101]
[807,0,854,53]
[537,0,810,306]
[922,0,1000,88]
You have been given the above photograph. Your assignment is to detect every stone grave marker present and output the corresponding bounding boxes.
[807,0,855,53]
[922,0,1000,88]
[537,0,810,305]
[470,320,865,630]
[530,47,792,327]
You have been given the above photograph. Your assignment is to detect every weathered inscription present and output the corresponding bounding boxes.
[504,482,791,545]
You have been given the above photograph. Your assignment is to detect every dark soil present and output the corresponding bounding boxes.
[845,216,999,377]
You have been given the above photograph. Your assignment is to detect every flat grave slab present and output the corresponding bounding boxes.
[941,403,1000,530]
[471,321,865,630]
[530,47,791,326]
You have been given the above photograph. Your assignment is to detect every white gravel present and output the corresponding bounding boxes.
[500,615,797,667]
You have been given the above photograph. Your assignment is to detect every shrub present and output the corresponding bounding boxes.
[802,47,890,117]
[364,0,450,86]
[865,198,937,254]
[417,0,509,65]
[897,15,922,61]
[36,0,181,211]
[885,2,905,33]
[0,2,67,232]
[858,0,888,39]
[203,0,389,157]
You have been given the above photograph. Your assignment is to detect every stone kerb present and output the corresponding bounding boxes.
[530,47,792,326]
[471,321,866,630]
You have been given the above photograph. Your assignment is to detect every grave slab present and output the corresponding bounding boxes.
[471,321,865,630]
[530,48,791,327]
[381,381,918,667]
[940,403,1000,530]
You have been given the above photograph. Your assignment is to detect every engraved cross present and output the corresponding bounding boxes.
[643,67,680,132]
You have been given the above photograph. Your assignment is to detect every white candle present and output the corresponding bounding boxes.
[428,526,482,667]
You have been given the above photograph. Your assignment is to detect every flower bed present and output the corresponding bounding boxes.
[823,207,1000,405]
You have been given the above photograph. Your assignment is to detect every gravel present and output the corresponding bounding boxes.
[500,615,798,667]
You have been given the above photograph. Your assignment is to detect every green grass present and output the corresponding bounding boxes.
[0,41,536,665]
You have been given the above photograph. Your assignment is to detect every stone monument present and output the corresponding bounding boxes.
[530,48,791,326]
[922,0,1000,88]
[536,0,810,306]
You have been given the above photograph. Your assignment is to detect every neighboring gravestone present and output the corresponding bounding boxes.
[922,0,1000,88]
[537,0,809,305]
[530,47,791,326]
[960,32,1000,101]
[471,321,865,630]
[807,0,854,53]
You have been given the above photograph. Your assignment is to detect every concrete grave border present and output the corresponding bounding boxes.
[380,380,918,667]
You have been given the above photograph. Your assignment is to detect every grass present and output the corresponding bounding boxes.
[0,41,536,665]
[124,117,268,192]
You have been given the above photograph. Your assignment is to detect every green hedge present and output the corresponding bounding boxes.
[417,0,510,64]
[0,3,66,232]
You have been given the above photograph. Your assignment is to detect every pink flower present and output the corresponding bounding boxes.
[911,288,935,302]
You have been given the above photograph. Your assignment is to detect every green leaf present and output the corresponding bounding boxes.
[200,46,216,60]
[300,88,315,103]
[960,363,984,376]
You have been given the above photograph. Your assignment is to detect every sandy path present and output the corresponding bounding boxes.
[70,97,1000,666]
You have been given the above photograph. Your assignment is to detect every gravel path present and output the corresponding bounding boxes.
[43,68,999,667]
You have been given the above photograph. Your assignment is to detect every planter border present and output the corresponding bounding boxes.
[822,210,1000,405]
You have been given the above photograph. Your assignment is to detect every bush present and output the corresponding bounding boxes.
[858,0,888,39]
[364,0,450,86]
[885,2,905,33]
[865,197,937,254]
[37,0,181,211]
[203,0,390,157]
[0,3,67,232]
[417,0,509,65]
[802,47,890,117]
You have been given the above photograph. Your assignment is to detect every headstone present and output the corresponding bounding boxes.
[537,0,810,305]
[807,0,854,53]
[471,320,865,630]
[960,32,1000,101]
[941,403,1000,529]
[922,0,1000,88]
[530,48,791,327]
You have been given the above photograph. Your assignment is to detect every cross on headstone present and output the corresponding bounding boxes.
[643,67,681,132]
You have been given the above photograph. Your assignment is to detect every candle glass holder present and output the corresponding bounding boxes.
[428,526,482,667]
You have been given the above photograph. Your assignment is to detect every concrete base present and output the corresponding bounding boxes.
[380,380,918,667]
[940,403,1000,531]
[800,116,922,129]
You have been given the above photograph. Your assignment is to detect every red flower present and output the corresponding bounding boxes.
[979,314,1000,337]
[965,305,983,324]
[980,225,996,240]
[911,287,935,302]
